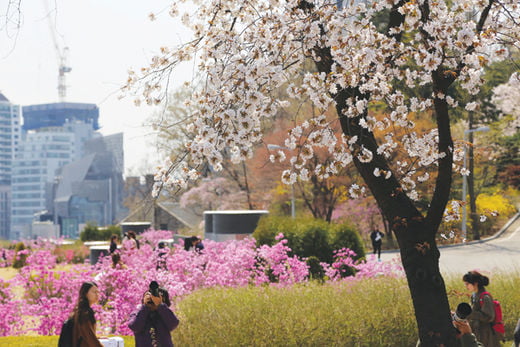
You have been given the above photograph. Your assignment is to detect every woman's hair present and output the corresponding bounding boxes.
[111,253,121,267]
[110,234,118,242]
[127,230,136,239]
[73,282,97,324]
[463,271,490,289]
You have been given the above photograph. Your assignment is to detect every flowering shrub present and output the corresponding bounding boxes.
[0,231,403,336]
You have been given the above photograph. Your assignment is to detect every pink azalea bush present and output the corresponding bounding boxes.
[0,231,403,336]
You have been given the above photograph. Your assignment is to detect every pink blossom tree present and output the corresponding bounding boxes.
[126,0,519,344]
[180,177,249,215]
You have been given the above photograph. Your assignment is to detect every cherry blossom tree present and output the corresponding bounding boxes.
[126,0,520,344]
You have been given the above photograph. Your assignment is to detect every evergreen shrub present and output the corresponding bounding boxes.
[80,224,121,241]
[253,215,365,263]
[12,242,27,269]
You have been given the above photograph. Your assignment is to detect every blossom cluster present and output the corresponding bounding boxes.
[124,0,518,204]
[0,231,403,336]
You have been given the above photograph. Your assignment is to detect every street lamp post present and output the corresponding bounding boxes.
[461,126,490,241]
[267,144,295,219]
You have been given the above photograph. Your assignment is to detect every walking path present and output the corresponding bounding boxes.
[380,213,520,275]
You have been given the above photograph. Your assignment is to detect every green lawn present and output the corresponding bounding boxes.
[0,335,135,346]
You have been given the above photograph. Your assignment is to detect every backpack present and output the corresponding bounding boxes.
[479,291,505,339]
[57,317,74,347]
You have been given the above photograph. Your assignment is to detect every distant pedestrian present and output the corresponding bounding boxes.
[155,242,169,271]
[125,230,140,250]
[111,252,126,269]
[370,228,384,260]
[463,271,501,347]
[184,236,204,252]
[109,234,119,254]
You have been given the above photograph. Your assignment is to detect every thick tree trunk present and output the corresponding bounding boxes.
[313,41,457,347]
[307,0,494,343]
[395,219,456,346]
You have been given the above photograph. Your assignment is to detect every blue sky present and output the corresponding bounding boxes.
[0,0,193,175]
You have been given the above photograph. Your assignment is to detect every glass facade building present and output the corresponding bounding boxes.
[22,102,99,131]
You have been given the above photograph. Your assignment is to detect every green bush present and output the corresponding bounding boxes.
[330,222,366,259]
[253,215,365,263]
[306,256,325,281]
[80,224,121,241]
[12,242,28,269]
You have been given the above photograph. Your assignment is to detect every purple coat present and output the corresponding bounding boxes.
[128,303,179,347]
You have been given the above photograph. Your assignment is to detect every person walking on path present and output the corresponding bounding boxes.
[370,228,384,260]
[462,271,501,347]
[71,282,103,347]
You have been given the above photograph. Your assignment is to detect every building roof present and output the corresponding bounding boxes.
[0,92,9,102]
[157,201,201,229]
[120,201,202,230]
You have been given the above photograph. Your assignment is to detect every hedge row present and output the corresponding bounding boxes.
[253,215,365,264]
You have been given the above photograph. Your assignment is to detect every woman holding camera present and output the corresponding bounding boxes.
[128,283,179,347]
[462,271,501,347]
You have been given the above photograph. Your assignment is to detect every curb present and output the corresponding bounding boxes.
[381,211,520,254]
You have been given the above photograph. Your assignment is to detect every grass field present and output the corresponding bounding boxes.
[0,335,135,346]
[1,269,518,346]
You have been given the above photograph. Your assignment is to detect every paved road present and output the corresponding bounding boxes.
[380,213,520,275]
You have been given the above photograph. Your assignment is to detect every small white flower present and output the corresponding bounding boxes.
[465,102,478,111]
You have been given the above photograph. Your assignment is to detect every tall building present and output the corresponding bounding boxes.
[22,102,99,131]
[10,121,97,239]
[52,133,126,238]
[0,93,21,239]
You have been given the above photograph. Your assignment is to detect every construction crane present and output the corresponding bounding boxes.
[43,0,72,102]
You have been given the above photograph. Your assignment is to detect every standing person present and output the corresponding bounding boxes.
[184,236,204,252]
[155,242,169,271]
[109,234,119,254]
[370,228,384,260]
[128,282,179,347]
[125,230,140,250]
[71,281,103,347]
[462,271,501,347]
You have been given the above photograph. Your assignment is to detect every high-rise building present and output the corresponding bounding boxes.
[52,133,126,238]
[22,102,99,131]
[0,93,21,239]
[10,121,97,239]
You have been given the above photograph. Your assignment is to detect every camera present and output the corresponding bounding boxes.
[149,280,160,298]
[452,302,472,322]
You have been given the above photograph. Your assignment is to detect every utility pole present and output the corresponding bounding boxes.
[461,126,489,241]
